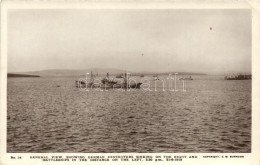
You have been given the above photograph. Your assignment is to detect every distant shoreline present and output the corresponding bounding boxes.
[7,73,40,78]
[8,68,208,77]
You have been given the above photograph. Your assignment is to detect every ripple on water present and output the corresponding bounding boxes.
[7,77,251,153]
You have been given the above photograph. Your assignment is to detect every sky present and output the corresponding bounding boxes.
[8,9,251,74]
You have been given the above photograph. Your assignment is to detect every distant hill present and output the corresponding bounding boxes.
[8,73,40,77]
[9,68,207,77]
[10,68,129,77]
[131,71,207,76]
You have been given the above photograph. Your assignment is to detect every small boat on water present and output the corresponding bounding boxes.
[225,74,251,80]
[179,76,193,80]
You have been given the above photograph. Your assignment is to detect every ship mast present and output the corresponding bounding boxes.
[90,71,94,83]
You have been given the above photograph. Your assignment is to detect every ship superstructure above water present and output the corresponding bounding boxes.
[225,74,251,80]
[179,76,193,80]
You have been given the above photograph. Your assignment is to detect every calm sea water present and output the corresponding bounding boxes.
[7,75,251,153]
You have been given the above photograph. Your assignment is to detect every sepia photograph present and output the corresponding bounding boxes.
[5,8,252,154]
